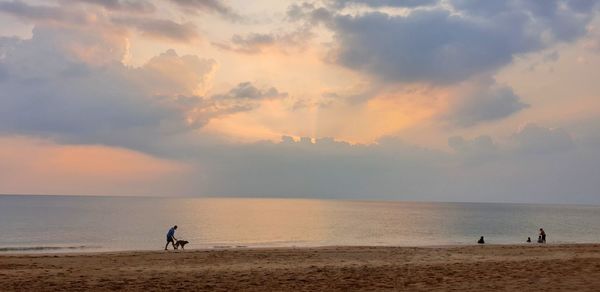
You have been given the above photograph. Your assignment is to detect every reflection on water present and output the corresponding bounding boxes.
[1,195,600,252]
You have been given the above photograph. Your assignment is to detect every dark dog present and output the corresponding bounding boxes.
[174,240,189,250]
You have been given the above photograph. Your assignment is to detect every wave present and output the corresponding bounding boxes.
[0,245,93,252]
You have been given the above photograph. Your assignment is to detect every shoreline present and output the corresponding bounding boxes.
[2,244,600,291]
[1,242,594,256]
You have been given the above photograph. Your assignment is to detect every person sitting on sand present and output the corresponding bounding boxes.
[537,235,543,243]
[539,228,546,243]
[165,225,178,250]
[477,236,485,244]
[527,237,531,243]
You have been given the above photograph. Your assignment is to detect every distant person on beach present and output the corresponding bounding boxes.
[537,235,543,243]
[527,237,531,243]
[539,228,546,243]
[478,236,485,244]
[165,225,178,250]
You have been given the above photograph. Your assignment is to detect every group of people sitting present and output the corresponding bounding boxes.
[478,228,546,244]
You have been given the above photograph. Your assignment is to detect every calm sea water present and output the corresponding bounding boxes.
[1,195,599,253]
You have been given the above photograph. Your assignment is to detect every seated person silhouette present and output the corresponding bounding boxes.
[477,236,485,244]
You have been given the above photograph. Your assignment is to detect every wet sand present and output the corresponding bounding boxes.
[1,244,600,291]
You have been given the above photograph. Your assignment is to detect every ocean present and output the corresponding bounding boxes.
[1,195,599,253]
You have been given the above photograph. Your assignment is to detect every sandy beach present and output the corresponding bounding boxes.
[1,244,599,291]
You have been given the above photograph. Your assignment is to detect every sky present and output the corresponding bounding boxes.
[0,0,599,204]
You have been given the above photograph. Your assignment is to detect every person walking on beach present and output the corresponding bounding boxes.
[165,225,178,250]
[539,228,546,243]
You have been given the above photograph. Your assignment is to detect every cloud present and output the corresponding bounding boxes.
[512,123,575,154]
[0,22,292,153]
[67,0,156,13]
[112,17,200,42]
[0,1,198,43]
[438,124,595,203]
[281,1,595,127]
[453,1,594,42]
[442,80,529,127]
[567,0,600,12]
[328,10,530,84]
[1,0,599,204]
[218,33,275,53]
[449,135,497,155]
[213,28,313,54]
[132,49,216,96]
[311,1,599,85]
[331,0,438,8]
[182,123,599,203]
[287,3,332,24]
[167,0,241,20]
[449,123,575,158]
[0,24,217,150]
[213,82,287,100]
[201,83,289,125]
[2,127,596,203]
[190,136,449,199]
[0,0,87,23]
